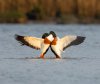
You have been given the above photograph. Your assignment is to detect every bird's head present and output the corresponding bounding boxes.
[49,31,56,38]
[42,32,54,44]
[42,33,49,39]
[49,31,57,45]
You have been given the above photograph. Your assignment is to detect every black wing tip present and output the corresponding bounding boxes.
[77,36,86,41]
[76,36,86,44]
[15,34,24,40]
[14,34,25,45]
[15,34,19,40]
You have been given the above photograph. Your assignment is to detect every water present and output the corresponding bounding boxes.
[0,24,100,84]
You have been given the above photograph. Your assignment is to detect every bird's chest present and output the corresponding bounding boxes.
[44,38,51,44]
[51,38,57,45]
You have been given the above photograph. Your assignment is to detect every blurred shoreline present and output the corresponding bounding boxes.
[0,0,100,24]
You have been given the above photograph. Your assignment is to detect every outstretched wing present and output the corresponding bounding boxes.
[60,35,86,50]
[15,34,43,50]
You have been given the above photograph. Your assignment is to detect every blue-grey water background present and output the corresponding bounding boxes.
[0,24,100,84]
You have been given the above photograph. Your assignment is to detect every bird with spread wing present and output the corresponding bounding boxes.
[15,33,54,58]
[15,31,86,59]
[49,31,86,58]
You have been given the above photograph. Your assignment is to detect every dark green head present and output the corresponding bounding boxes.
[49,31,56,37]
[42,33,49,39]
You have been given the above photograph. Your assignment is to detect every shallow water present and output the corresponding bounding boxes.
[0,24,100,84]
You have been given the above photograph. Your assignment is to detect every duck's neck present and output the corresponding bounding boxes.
[44,38,51,44]
[51,37,57,45]
[47,34,54,41]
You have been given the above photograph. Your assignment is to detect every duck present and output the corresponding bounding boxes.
[15,33,54,58]
[49,31,86,58]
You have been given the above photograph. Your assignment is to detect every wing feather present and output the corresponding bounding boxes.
[15,34,43,50]
[60,36,85,50]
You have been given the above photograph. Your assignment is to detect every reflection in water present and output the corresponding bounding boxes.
[2,57,86,60]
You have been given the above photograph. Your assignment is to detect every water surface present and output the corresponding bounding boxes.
[0,24,100,84]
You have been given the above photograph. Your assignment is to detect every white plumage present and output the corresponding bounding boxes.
[50,35,85,58]
[15,34,54,58]
[15,31,85,59]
